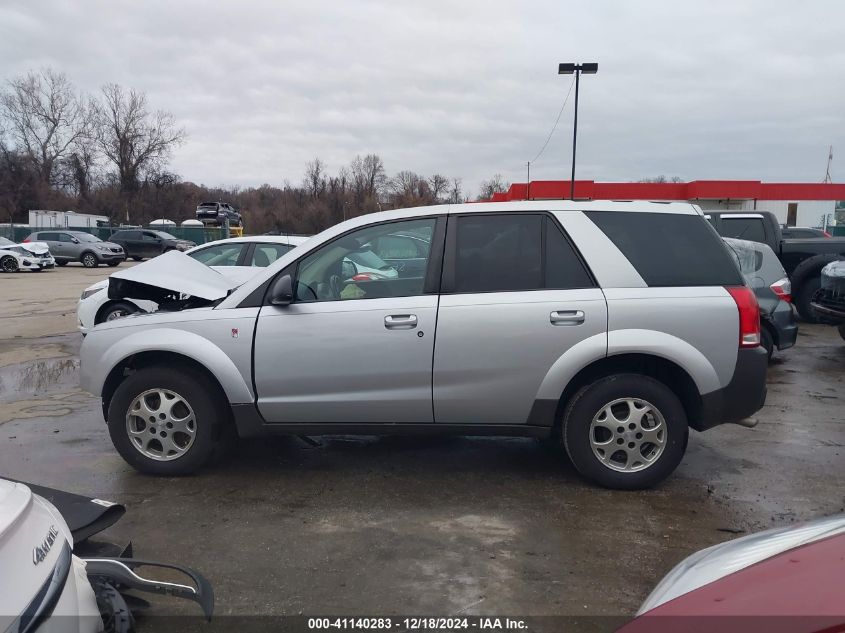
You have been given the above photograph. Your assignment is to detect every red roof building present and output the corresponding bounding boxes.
[488,180,845,227]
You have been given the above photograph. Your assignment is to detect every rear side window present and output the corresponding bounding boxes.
[450,214,593,293]
[585,211,743,287]
[719,217,766,243]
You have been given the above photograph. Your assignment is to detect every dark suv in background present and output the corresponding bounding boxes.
[196,202,243,227]
[109,229,196,261]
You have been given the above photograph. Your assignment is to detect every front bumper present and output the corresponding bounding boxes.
[695,346,768,431]
[96,251,126,262]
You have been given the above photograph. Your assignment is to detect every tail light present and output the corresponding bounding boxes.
[824,231,832,238]
[21,237,30,243]
[726,286,761,348]
[770,277,792,303]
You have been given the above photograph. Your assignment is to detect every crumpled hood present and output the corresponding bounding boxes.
[109,250,240,301]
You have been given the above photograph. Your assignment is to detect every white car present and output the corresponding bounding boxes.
[0,236,55,272]
[77,235,310,333]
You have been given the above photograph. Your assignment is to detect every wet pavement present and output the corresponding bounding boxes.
[1,266,844,619]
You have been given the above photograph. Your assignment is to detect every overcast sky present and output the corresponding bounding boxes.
[2,0,843,196]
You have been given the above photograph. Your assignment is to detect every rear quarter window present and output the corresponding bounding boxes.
[585,211,743,287]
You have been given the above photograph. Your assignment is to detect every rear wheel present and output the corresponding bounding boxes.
[107,261,120,267]
[561,374,688,490]
[795,276,822,323]
[132,256,144,262]
[1,256,18,273]
[81,252,99,268]
[56,260,68,267]
[107,366,231,475]
[838,324,845,343]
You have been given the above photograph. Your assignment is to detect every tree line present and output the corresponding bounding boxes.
[0,68,509,234]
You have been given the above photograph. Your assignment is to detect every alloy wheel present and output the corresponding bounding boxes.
[82,253,97,267]
[125,388,197,461]
[589,398,666,472]
[1,257,17,273]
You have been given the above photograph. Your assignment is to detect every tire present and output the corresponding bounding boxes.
[838,324,845,343]
[1,255,19,273]
[81,251,99,268]
[107,366,230,475]
[795,275,822,323]
[97,301,139,324]
[561,374,689,490]
[56,260,68,267]
[132,257,144,262]
[761,327,774,361]
[107,261,120,267]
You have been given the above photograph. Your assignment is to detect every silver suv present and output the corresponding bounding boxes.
[79,201,768,489]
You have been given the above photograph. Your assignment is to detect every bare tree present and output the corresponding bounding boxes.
[428,174,449,202]
[477,173,508,200]
[448,177,463,204]
[350,153,387,208]
[304,157,326,198]
[0,68,89,185]
[93,83,185,194]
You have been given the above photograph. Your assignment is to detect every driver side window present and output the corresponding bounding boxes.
[295,218,436,302]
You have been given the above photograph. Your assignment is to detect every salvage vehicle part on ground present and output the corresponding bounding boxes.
[0,478,213,633]
[617,513,845,630]
[79,200,768,489]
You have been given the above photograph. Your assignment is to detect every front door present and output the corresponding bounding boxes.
[433,212,607,425]
[253,216,443,424]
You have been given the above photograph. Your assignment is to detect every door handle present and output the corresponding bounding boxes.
[550,310,585,326]
[384,314,418,330]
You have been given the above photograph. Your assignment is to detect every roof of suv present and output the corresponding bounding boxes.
[460,200,702,215]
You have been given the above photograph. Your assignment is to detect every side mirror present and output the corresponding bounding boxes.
[269,274,294,306]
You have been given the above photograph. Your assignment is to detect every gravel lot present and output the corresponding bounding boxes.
[1,264,843,623]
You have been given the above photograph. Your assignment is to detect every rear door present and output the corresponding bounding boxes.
[37,232,64,258]
[432,212,607,425]
[141,231,163,257]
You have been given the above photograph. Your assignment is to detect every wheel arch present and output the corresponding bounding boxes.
[94,300,141,325]
[549,353,703,432]
[791,253,841,287]
[79,249,98,263]
[102,350,232,420]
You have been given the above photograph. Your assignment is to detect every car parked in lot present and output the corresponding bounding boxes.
[724,237,797,360]
[810,259,845,341]
[618,513,845,629]
[77,235,310,333]
[707,210,845,322]
[79,201,768,489]
[107,229,195,261]
[0,236,55,272]
[23,230,125,268]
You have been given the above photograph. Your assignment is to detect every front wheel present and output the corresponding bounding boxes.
[98,301,139,324]
[56,260,68,267]
[1,256,18,273]
[107,261,120,267]
[561,374,688,490]
[132,256,144,262]
[795,276,822,323]
[81,252,99,268]
[107,366,231,475]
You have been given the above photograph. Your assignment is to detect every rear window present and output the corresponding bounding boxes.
[719,217,766,243]
[585,211,743,287]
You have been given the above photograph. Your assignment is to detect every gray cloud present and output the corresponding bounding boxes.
[2,0,843,196]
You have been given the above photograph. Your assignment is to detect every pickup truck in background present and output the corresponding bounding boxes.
[707,211,845,322]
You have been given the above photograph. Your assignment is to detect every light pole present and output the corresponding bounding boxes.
[558,62,598,200]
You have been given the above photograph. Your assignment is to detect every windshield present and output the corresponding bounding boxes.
[73,233,102,243]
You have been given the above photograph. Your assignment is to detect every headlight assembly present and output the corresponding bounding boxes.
[80,287,105,300]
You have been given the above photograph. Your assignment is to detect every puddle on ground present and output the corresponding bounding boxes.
[0,358,80,399]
